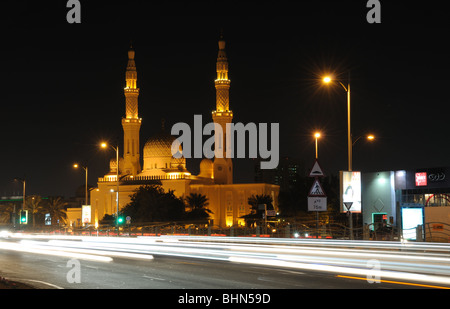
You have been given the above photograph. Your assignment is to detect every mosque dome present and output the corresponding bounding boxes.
[142,127,187,173]
[143,131,179,159]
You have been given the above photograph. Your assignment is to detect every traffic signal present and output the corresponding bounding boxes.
[20,210,28,224]
[117,216,124,224]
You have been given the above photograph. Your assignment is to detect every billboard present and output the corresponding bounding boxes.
[82,205,91,225]
[340,171,362,213]
[401,207,424,240]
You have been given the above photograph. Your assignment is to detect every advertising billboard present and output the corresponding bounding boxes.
[401,207,424,240]
[81,205,91,225]
[340,171,362,213]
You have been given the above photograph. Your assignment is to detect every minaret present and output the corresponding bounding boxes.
[212,34,233,184]
[122,45,142,176]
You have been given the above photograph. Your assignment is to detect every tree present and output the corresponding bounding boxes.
[41,197,67,227]
[185,193,212,221]
[0,203,16,224]
[26,195,43,228]
[242,194,273,227]
[120,184,185,223]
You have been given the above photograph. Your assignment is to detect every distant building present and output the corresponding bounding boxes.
[254,157,302,190]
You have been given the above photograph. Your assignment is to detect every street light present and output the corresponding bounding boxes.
[314,132,321,159]
[100,142,120,226]
[353,134,375,146]
[322,74,352,171]
[73,163,88,205]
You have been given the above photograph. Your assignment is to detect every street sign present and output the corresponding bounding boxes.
[308,197,327,211]
[266,210,277,217]
[343,202,353,211]
[309,160,325,177]
[309,178,326,197]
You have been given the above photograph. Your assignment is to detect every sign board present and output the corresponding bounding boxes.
[309,179,326,197]
[45,213,51,226]
[415,172,427,186]
[401,207,424,240]
[340,171,362,213]
[309,160,325,177]
[82,205,91,224]
[266,210,277,217]
[308,197,327,211]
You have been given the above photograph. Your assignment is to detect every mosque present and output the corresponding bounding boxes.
[81,36,279,228]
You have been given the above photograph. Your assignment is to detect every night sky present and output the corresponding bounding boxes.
[1,1,448,198]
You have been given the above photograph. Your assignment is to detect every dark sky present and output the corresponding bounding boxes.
[1,1,448,198]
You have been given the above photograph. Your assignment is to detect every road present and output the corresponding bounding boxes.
[1,234,449,291]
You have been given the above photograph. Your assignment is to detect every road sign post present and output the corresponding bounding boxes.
[344,202,354,240]
[307,159,327,238]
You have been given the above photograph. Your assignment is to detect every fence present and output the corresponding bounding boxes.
[423,222,450,242]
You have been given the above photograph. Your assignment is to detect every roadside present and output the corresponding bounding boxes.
[0,276,35,289]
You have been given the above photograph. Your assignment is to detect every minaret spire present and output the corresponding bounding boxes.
[212,33,233,184]
[214,34,231,112]
[122,45,142,176]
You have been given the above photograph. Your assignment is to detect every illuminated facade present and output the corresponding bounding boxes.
[89,37,279,228]
[212,35,233,185]
[122,47,142,176]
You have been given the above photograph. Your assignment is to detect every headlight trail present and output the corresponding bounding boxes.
[2,234,450,287]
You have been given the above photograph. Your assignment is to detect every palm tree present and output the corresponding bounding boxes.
[41,197,68,227]
[242,194,274,227]
[26,195,43,228]
[247,194,273,214]
[185,193,212,220]
[0,203,16,224]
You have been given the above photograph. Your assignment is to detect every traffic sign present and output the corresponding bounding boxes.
[266,210,277,217]
[309,178,326,197]
[308,197,327,211]
[309,160,325,177]
[343,202,353,211]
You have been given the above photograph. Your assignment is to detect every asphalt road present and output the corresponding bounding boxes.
[0,239,436,290]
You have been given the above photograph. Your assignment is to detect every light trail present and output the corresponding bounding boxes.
[2,234,450,288]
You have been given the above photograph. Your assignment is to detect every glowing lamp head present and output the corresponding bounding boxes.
[73,163,79,168]
[367,135,375,141]
[323,76,332,84]
[314,132,321,139]
[101,142,107,148]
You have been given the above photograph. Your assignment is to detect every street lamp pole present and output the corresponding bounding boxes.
[323,74,351,171]
[346,80,351,172]
[73,164,89,205]
[101,142,120,226]
[314,132,321,159]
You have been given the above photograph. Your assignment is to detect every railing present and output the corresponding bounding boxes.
[424,222,450,242]
[98,174,187,183]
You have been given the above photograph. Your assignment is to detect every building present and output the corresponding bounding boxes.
[254,157,302,190]
[85,36,279,228]
[362,167,450,241]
